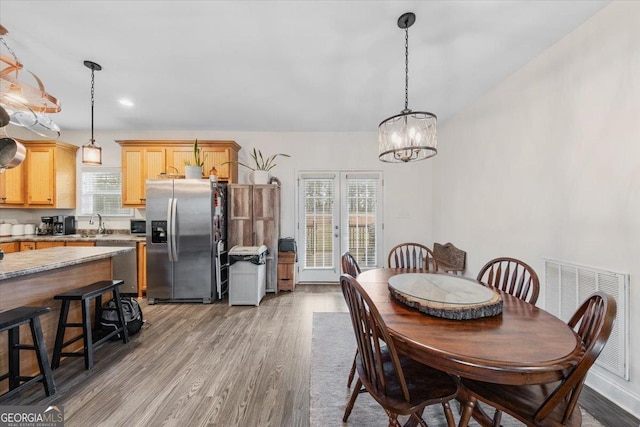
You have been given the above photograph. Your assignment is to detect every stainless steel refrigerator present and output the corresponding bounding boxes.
[146,178,226,304]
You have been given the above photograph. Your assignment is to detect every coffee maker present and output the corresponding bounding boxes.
[53,216,75,235]
[38,216,54,235]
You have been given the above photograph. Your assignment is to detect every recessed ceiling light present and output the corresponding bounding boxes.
[118,98,134,107]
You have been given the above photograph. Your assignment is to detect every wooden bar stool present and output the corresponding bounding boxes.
[0,306,56,401]
[51,280,128,370]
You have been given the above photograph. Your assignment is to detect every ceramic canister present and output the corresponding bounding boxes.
[24,224,36,235]
[0,223,12,236]
[11,223,25,236]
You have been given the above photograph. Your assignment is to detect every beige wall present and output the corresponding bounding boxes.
[1,129,435,261]
[434,1,640,416]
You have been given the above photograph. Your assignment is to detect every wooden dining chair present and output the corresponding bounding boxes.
[341,252,362,393]
[342,251,361,277]
[387,243,439,271]
[458,291,616,427]
[433,242,466,275]
[476,257,540,304]
[340,274,458,426]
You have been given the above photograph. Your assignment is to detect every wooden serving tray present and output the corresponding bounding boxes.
[388,273,503,320]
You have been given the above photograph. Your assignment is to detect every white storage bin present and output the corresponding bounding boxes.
[228,245,268,306]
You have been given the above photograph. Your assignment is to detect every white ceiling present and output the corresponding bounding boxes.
[1,0,610,133]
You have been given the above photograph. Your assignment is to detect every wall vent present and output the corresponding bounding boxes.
[544,259,628,380]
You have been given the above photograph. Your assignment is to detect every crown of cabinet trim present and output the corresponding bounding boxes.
[116,139,241,208]
[116,140,241,150]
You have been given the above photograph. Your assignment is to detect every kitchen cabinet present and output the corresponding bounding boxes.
[0,242,19,253]
[0,163,25,205]
[36,241,65,250]
[0,140,78,209]
[65,241,96,247]
[228,184,280,293]
[20,241,36,251]
[116,140,240,208]
[137,242,146,297]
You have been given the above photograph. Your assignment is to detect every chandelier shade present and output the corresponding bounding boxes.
[378,110,437,163]
[378,12,438,163]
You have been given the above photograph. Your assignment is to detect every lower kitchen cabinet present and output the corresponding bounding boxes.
[0,242,19,253]
[20,242,36,251]
[65,241,96,247]
[137,242,147,297]
[35,241,65,249]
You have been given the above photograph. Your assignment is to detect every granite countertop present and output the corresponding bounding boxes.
[0,246,136,281]
[0,234,146,244]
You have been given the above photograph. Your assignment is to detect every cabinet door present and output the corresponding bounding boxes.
[26,147,54,206]
[36,241,65,249]
[0,163,25,205]
[253,185,280,292]
[167,146,193,175]
[227,185,254,248]
[201,147,231,181]
[137,242,147,297]
[20,241,36,251]
[0,242,19,253]
[122,147,166,206]
[65,241,96,247]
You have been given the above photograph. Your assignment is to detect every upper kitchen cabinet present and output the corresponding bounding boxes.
[117,140,240,208]
[0,140,78,209]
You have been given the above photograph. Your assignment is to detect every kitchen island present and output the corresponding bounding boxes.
[0,246,136,394]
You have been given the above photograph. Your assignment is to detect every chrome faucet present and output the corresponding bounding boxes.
[89,213,105,234]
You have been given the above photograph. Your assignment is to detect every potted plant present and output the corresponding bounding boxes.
[224,148,290,184]
[184,139,207,179]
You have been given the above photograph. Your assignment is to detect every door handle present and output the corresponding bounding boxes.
[167,198,173,262]
[171,197,178,261]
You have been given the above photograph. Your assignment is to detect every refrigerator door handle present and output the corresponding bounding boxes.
[167,198,174,262]
[171,197,179,261]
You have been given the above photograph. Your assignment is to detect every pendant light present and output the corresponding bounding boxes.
[82,60,102,165]
[378,12,437,163]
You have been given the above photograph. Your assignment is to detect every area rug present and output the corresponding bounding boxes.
[310,312,604,427]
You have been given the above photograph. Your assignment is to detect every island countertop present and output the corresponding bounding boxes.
[0,246,136,281]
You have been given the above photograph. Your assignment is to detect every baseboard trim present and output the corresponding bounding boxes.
[585,368,640,422]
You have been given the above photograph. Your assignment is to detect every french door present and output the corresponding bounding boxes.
[297,171,383,283]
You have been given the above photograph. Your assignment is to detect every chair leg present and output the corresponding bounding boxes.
[384,409,402,427]
[458,396,476,427]
[7,326,20,390]
[492,409,502,427]
[112,287,129,343]
[347,349,358,387]
[51,300,70,370]
[442,401,455,427]
[29,316,56,396]
[343,378,361,422]
[82,298,94,370]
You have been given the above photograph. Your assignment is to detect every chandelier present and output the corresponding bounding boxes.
[378,12,437,163]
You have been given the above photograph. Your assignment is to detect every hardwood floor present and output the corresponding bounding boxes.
[2,284,637,427]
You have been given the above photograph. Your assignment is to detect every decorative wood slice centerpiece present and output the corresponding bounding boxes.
[388,273,503,320]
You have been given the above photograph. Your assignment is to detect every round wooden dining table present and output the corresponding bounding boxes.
[356,268,584,386]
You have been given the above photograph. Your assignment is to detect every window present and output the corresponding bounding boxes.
[81,168,133,216]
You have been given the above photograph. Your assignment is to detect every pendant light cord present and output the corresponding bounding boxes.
[90,67,95,142]
[404,25,409,112]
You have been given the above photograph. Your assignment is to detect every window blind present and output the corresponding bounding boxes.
[81,169,133,216]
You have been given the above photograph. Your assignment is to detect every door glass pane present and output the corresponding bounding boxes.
[304,178,335,269]
[345,177,378,268]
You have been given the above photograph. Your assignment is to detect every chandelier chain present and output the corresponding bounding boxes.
[0,36,19,63]
[404,26,409,111]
